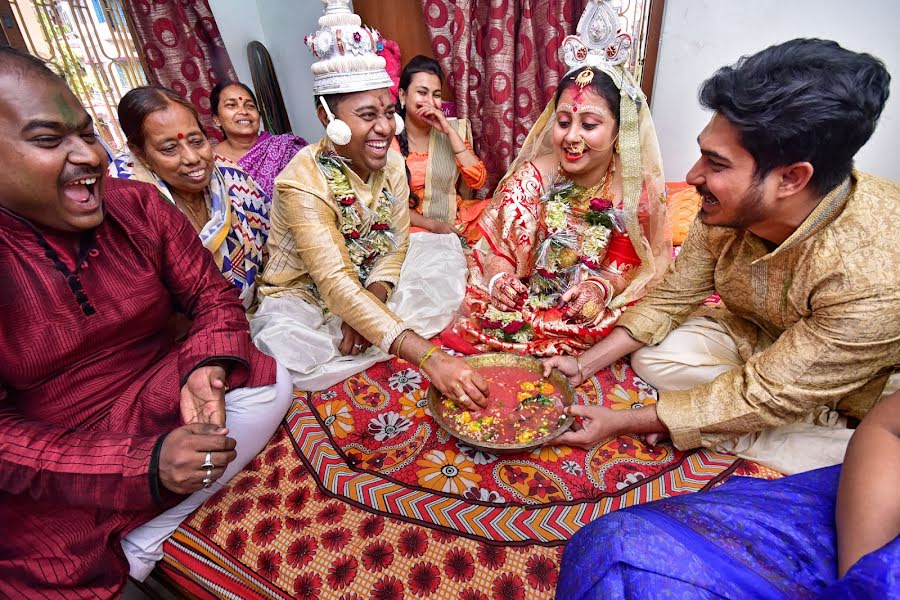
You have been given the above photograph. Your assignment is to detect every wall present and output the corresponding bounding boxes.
[209,0,265,93]
[355,0,451,99]
[651,0,900,182]
[210,0,336,142]
[254,0,331,141]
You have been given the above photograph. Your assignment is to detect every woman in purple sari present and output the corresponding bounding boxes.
[211,80,307,198]
[557,390,900,599]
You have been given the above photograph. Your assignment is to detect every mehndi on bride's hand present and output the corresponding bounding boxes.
[489,272,527,311]
[562,279,614,325]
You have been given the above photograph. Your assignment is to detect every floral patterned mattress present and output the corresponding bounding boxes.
[158,349,778,599]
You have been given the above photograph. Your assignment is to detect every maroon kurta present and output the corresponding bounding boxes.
[0,178,276,598]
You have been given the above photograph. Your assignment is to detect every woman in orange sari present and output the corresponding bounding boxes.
[447,39,671,357]
[393,56,488,244]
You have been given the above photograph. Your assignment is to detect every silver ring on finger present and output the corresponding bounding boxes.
[201,451,214,470]
[458,393,470,404]
[202,467,213,487]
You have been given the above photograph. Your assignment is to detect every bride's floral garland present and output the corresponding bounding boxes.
[528,163,616,308]
[480,305,532,344]
[479,164,617,343]
[317,150,397,283]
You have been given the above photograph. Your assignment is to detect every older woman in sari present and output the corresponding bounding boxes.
[210,80,307,199]
[109,86,270,308]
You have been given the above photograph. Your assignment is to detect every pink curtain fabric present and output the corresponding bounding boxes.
[123,0,237,140]
[421,0,587,191]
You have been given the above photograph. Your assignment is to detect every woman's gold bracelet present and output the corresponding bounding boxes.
[418,345,439,369]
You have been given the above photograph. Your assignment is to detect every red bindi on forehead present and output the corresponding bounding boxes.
[238,96,243,101]
[177,133,184,139]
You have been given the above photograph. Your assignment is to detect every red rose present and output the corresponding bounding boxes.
[344,230,361,239]
[481,318,503,330]
[536,268,557,279]
[589,198,613,212]
[338,196,355,206]
[502,320,525,334]
[371,223,390,230]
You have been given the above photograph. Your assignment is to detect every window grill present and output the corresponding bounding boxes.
[9,0,147,149]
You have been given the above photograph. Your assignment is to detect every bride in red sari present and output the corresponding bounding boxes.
[448,51,670,356]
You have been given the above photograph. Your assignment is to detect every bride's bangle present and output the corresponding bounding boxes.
[582,278,614,307]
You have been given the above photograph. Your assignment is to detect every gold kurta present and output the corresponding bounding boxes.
[616,171,900,449]
[257,138,410,351]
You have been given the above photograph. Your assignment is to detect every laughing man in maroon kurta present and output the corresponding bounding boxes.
[0,48,286,597]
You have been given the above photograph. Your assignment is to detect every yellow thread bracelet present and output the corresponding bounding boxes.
[418,345,439,369]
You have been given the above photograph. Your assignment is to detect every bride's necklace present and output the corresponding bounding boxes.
[558,156,615,207]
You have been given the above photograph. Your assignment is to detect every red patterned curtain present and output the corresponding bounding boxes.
[122,0,237,140]
[421,0,588,191]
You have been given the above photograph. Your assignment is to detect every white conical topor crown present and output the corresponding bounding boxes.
[305,0,393,96]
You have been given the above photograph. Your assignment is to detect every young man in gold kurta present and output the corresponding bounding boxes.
[545,39,898,473]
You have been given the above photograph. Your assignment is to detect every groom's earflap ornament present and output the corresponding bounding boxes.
[319,97,352,145]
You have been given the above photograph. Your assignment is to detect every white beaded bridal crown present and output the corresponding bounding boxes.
[561,0,642,101]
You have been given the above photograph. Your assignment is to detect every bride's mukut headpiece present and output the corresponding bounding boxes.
[560,0,643,102]
[304,0,403,144]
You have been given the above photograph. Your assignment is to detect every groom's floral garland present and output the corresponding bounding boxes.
[317,150,397,283]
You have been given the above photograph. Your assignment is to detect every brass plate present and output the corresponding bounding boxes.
[427,353,576,453]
